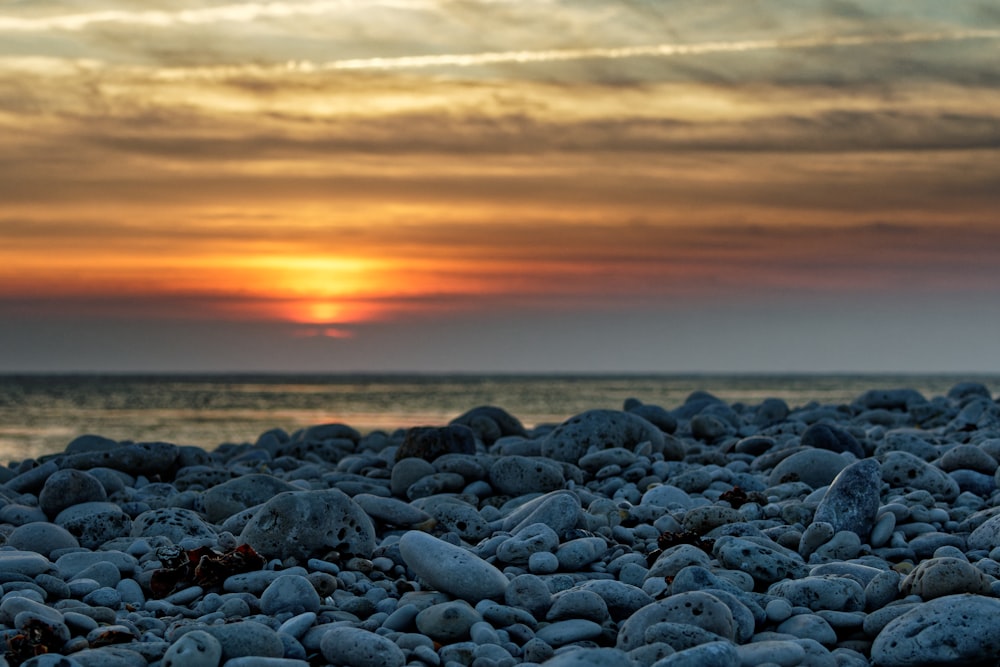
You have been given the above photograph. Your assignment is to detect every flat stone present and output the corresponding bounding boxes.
[535,619,604,646]
[351,493,432,527]
[58,441,179,477]
[496,523,560,565]
[648,640,739,667]
[966,513,1000,551]
[800,423,865,458]
[398,530,508,602]
[871,594,1000,666]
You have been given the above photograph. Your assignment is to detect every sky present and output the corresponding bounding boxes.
[1,1,999,374]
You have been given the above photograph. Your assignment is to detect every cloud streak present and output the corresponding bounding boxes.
[321,28,1000,71]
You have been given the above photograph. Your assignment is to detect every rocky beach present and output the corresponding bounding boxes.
[1,382,1000,667]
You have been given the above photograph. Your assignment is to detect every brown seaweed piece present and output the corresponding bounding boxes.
[645,530,716,566]
[150,544,265,598]
[718,485,768,509]
[5,619,63,665]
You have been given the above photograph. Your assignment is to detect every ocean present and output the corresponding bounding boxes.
[1,374,997,463]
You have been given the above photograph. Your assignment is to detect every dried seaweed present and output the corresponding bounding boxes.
[150,543,265,598]
[718,485,767,509]
[5,619,62,665]
[646,530,716,566]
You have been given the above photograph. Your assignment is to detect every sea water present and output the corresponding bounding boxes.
[0,374,996,463]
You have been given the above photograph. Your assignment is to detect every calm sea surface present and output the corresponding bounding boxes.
[0,374,997,463]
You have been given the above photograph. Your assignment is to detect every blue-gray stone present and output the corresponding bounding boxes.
[812,458,882,538]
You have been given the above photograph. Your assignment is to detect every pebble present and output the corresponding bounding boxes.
[398,530,509,602]
[2,383,999,667]
[320,626,405,667]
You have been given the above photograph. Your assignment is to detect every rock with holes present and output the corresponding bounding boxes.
[616,592,736,651]
[450,405,527,444]
[131,508,217,544]
[880,451,960,501]
[871,594,1000,666]
[201,474,298,524]
[58,441,179,476]
[239,489,375,560]
[162,629,222,667]
[900,557,995,599]
[488,455,565,496]
[541,409,665,463]
[395,425,476,463]
[812,458,882,538]
[55,501,133,550]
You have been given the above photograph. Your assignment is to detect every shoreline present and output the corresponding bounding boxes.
[0,381,999,665]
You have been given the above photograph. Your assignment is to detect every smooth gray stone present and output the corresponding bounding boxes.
[647,544,713,580]
[130,507,216,544]
[505,573,553,617]
[74,560,121,588]
[223,658,311,667]
[649,640,739,667]
[450,405,527,444]
[261,574,322,616]
[617,593,735,651]
[65,647,146,667]
[20,655,84,667]
[416,496,490,541]
[38,469,108,518]
[5,461,59,494]
[541,409,664,463]
[390,457,436,497]
[501,490,583,536]
[202,620,284,661]
[576,580,654,622]
[399,530,508,602]
[202,474,297,524]
[540,647,633,666]
[768,449,850,489]
[871,594,1000,666]
[489,455,565,496]
[240,488,376,560]
[776,613,837,645]
[736,640,807,667]
[640,485,694,509]
[351,493,432,527]
[800,423,865,458]
[812,458,882,538]
[55,551,137,580]
[415,600,482,642]
[496,523,560,564]
[555,537,607,571]
[320,626,405,667]
[535,619,604,646]
[5,522,79,558]
[547,589,609,623]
